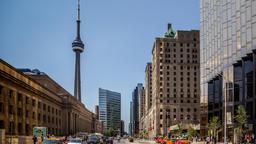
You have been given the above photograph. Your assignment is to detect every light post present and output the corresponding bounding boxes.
[218,73,227,144]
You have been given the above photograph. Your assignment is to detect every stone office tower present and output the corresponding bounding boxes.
[142,24,200,137]
[72,0,84,101]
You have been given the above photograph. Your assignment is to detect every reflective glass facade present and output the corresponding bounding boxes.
[200,0,256,137]
[99,88,121,131]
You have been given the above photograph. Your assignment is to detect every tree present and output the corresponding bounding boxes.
[208,116,221,143]
[234,105,248,143]
[104,128,115,137]
[173,124,183,137]
[188,127,198,138]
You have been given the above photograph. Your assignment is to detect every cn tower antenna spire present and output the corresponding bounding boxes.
[72,0,84,102]
[78,0,80,20]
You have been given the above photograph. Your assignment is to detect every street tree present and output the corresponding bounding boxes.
[208,116,221,143]
[234,105,248,143]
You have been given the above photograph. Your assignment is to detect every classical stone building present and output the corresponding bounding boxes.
[0,59,103,136]
[141,24,200,137]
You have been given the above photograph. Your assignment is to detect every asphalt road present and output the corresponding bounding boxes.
[113,139,155,144]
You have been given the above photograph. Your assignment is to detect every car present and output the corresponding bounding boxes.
[87,136,100,144]
[107,137,113,144]
[68,138,83,144]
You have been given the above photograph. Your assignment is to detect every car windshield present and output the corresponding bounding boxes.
[89,136,98,140]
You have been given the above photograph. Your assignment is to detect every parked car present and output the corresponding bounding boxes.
[68,138,83,144]
[87,136,100,144]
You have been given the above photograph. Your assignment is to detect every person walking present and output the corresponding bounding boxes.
[33,135,38,144]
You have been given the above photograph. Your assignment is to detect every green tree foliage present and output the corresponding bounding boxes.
[188,127,198,138]
[104,128,115,137]
[173,124,183,137]
[208,116,221,139]
[234,105,248,143]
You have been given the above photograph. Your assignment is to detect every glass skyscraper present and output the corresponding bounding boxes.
[99,88,121,131]
[200,0,256,138]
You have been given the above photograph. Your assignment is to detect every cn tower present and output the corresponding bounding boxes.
[72,0,84,102]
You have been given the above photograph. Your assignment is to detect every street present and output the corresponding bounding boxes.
[113,139,155,144]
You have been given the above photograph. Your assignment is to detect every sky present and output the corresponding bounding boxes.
[0,0,199,132]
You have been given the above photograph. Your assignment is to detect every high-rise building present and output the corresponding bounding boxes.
[72,0,84,102]
[142,24,200,137]
[139,87,145,119]
[129,101,133,135]
[145,63,153,112]
[95,105,99,120]
[200,0,256,138]
[120,120,125,136]
[99,88,121,131]
[130,83,144,136]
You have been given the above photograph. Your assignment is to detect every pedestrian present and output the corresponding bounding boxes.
[41,135,44,143]
[33,135,38,144]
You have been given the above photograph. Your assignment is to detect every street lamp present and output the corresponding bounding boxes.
[217,73,227,144]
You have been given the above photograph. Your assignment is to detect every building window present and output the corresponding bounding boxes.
[194,108,197,112]
[32,112,35,119]
[180,43,183,47]
[0,85,3,95]
[180,100,183,103]
[26,110,29,118]
[180,108,183,112]
[160,115,163,119]
[38,102,41,109]
[180,115,183,120]
[0,103,4,113]
[17,93,22,102]
[26,96,29,104]
[9,105,13,114]
[187,108,190,112]
[18,123,22,133]
[187,115,190,120]
[18,108,22,116]
[9,90,13,99]
[194,100,197,103]
[38,113,41,121]
[48,106,50,112]
[173,108,176,112]
[43,115,46,122]
[43,104,46,111]
[32,99,36,107]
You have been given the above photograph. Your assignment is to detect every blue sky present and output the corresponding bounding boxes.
[0,0,199,132]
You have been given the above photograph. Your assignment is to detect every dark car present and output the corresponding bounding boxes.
[106,137,113,144]
[87,136,100,144]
